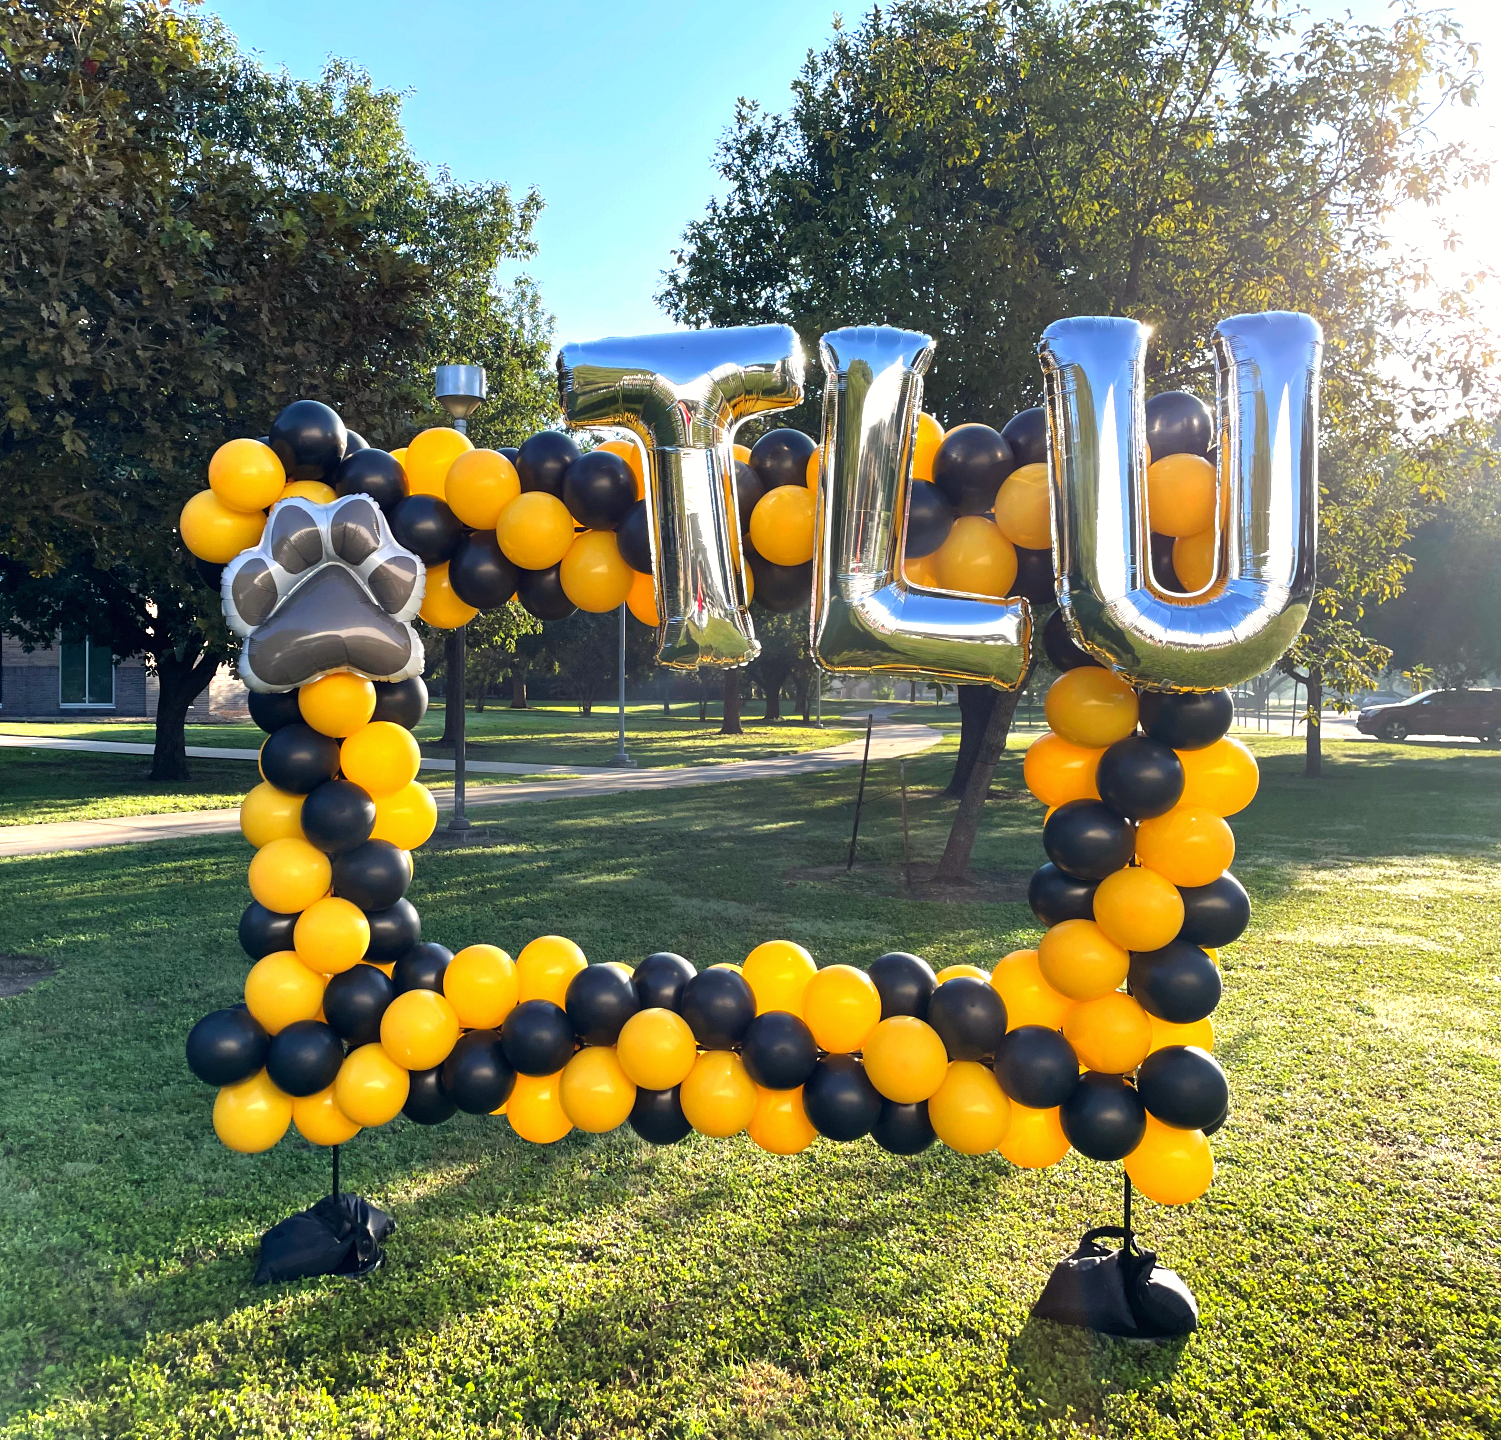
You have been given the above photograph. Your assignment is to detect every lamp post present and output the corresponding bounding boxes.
[608,603,635,767]
[435,364,487,830]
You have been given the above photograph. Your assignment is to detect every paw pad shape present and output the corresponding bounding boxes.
[222,495,426,692]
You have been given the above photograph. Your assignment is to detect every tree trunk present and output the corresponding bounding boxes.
[150,646,223,781]
[511,662,528,709]
[441,631,464,747]
[946,684,998,796]
[932,686,1024,882]
[801,677,812,723]
[720,672,743,735]
[1305,664,1323,779]
[761,666,788,721]
[699,694,708,722]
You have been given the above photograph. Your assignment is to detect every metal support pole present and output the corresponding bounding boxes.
[814,669,823,727]
[846,713,875,871]
[449,624,471,830]
[331,1144,340,1203]
[608,604,635,768]
[1123,1171,1134,1254]
[898,758,912,889]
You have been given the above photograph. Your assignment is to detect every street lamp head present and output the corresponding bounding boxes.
[435,364,487,432]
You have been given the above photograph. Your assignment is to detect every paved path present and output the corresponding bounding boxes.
[0,716,939,859]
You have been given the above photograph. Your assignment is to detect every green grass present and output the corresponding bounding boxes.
[1,735,1498,1437]
[0,751,256,827]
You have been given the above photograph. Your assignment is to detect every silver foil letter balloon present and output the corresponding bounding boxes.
[1039,312,1322,690]
[556,326,805,668]
[812,326,1031,688]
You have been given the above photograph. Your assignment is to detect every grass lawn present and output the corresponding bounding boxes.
[1,734,1498,1437]
[0,751,256,828]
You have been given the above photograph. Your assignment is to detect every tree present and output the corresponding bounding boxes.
[747,610,809,721]
[466,606,544,711]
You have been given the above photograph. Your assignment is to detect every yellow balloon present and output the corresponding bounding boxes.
[244,951,325,1034]
[516,935,587,1006]
[861,1016,948,1103]
[626,568,659,626]
[248,836,331,913]
[239,782,304,848]
[1148,1013,1214,1054]
[560,530,635,612]
[732,442,753,465]
[932,516,1017,597]
[749,485,816,567]
[496,491,577,570]
[334,1042,410,1126]
[445,448,521,528]
[370,780,436,850]
[999,1103,1071,1168]
[599,438,645,499]
[801,964,881,1053]
[340,722,421,797]
[507,1071,573,1144]
[292,1084,361,1146]
[293,895,370,975]
[1125,1114,1214,1204]
[1147,454,1217,537]
[1063,992,1153,1074]
[990,949,1074,1030]
[179,488,266,563]
[935,963,990,984]
[1172,529,1217,591]
[1135,806,1235,887]
[804,447,821,488]
[213,1070,293,1153]
[615,1008,697,1090]
[904,551,940,588]
[209,438,285,512]
[1022,733,1103,807]
[911,411,944,482]
[1037,919,1129,1001]
[278,480,337,504]
[1178,737,1259,817]
[742,940,817,1015]
[929,1061,1012,1154]
[1091,866,1185,952]
[404,426,473,498]
[380,989,461,1070]
[560,1046,637,1132]
[444,943,518,1028]
[1044,668,1139,748]
[993,463,1051,549]
[680,1050,758,1137]
[419,561,480,629]
[390,446,408,469]
[749,1085,817,1154]
[298,671,376,738]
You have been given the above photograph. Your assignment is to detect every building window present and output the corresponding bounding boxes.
[59,635,115,708]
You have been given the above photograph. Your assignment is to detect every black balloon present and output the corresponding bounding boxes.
[565,964,640,1045]
[749,428,816,490]
[872,1098,937,1155]
[630,1085,692,1145]
[633,952,696,1011]
[563,450,637,530]
[260,722,340,794]
[1027,863,1099,927]
[1043,800,1137,881]
[926,977,1007,1061]
[1136,1045,1227,1131]
[441,1028,517,1114]
[1150,531,1185,593]
[186,1008,269,1086]
[679,968,756,1049]
[516,563,577,621]
[1042,608,1101,671]
[239,900,298,960]
[1137,689,1234,751]
[335,448,407,511]
[932,424,1014,516]
[516,430,581,496]
[371,676,427,729]
[734,460,765,531]
[748,554,811,613]
[1011,546,1055,603]
[389,494,462,565]
[1060,1073,1147,1160]
[323,963,395,1046]
[392,942,453,996]
[195,558,225,593]
[905,480,955,559]
[1095,737,1185,820]
[404,1066,457,1125]
[270,400,347,482]
[1177,873,1251,948]
[266,1020,345,1097]
[300,778,376,854]
[365,898,421,961]
[499,447,519,465]
[1000,407,1048,467]
[616,499,652,574]
[868,951,937,1021]
[332,840,412,911]
[803,1055,882,1141]
[344,430,369,453]
[1128,941,1222,1023]
[739,1011,818,1090]
[993,1026,1079,1109]
[450,530,521,608]
[1145,391,1213,459]
[1204,1098,1229,1136]
[501,999,575,1076]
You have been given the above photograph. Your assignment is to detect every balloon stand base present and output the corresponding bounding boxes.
[1031,1225,1198,1340]
[253,1192,395,1286]
[447,817,473,832]
[607,754,637,768]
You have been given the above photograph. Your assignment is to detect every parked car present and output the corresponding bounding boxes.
[1356,689,1501,743]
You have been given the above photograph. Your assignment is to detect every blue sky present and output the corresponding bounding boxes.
[205,0,1499,349]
